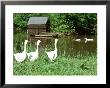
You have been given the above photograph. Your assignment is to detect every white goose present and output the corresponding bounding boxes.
[46,39,58,62]
[14,40,28,63]
[84,38,94,43]
[27,40,41,62]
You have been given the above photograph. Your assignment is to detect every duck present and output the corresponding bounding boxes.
[27,40,41,62]
[46,39,58,62]
[14,40,28,63]
[84,38,94,43]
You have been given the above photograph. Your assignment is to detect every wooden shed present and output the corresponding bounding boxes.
[27,17,50,40]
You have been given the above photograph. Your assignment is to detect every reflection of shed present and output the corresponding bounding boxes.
[27,17,50,40]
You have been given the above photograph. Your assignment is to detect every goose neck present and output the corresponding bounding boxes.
[24,42,27,52]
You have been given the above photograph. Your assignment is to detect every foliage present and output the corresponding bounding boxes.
[65,13,97,35]
[13,13,97,35]
[13,52,97,75]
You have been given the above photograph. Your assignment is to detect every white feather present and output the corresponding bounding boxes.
[27,40,41,62]
[46,39,58,61]
[74,39,81,42]
[14,40,28,63]
[84,38,94,43]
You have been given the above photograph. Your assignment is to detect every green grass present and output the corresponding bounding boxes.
[13,52,97,75]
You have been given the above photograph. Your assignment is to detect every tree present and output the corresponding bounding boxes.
[13,13,97,35]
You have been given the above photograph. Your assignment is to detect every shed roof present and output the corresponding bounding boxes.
[27,17,48,25]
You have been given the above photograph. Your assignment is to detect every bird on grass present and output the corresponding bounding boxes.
[27,40,41,62]
[14,40,28,63]
[46,39,58,62]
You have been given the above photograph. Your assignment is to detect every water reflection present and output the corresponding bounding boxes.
[43,35,97,58]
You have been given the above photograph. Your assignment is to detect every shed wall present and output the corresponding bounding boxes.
[27,24,48,40]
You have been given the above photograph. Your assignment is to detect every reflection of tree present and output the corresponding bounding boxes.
[57,35,97,57]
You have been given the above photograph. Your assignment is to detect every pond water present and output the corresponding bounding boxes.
[14,34,97,58]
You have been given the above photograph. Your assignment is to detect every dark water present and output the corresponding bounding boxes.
[21,35,97,58]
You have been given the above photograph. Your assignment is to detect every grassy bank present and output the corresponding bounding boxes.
[13,52,97,75]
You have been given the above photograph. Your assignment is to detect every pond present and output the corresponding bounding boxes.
[14,34,97,59]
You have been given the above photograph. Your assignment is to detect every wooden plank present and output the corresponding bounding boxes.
[34,35,53,37]
[30,33,58,38]
[32,37,52,39]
